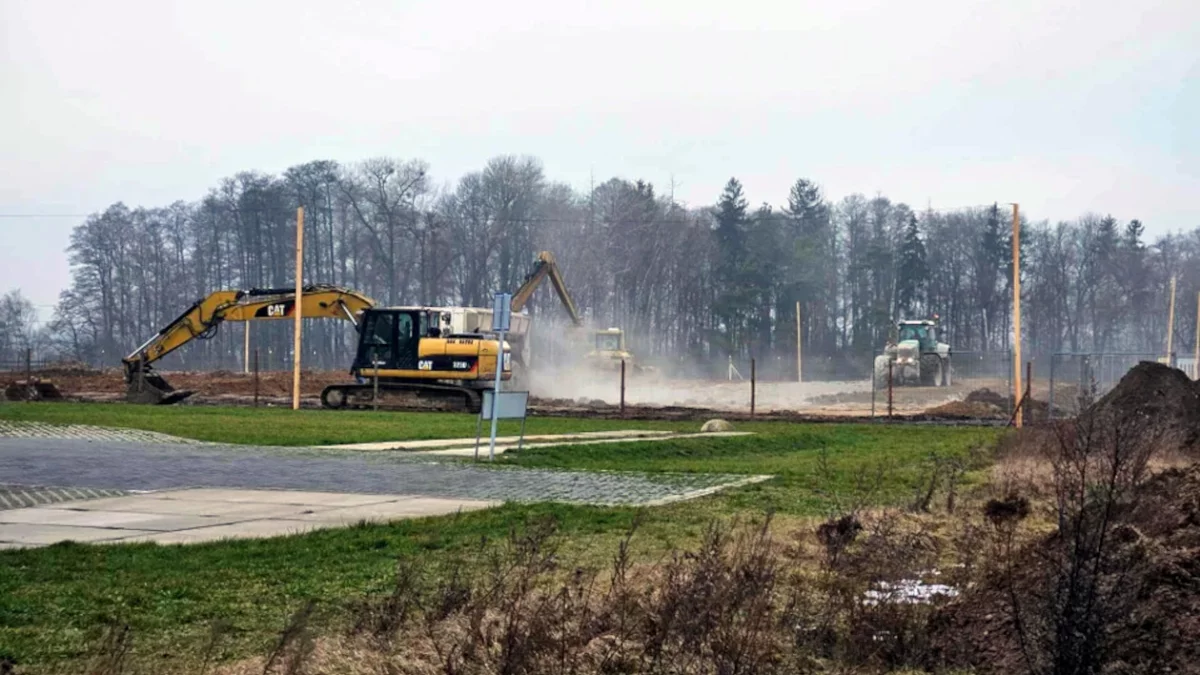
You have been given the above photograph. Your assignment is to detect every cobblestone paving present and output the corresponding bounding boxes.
[0,438,765,506]
[0,484,131,510]
[0,421,200,444]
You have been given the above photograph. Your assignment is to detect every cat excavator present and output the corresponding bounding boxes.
[123,285,512,411]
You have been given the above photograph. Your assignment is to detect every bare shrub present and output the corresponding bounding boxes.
[262,601,316,675]
[989,403,1163,675]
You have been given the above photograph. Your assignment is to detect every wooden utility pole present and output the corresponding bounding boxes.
[1011,203,1023,429]
[1165,275,1176,364]
[795,301,802,383]
[292,207,304,410]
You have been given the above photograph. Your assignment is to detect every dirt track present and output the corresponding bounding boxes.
[2,365,1025,424]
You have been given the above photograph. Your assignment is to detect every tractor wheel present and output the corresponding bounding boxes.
[919,355,942,387]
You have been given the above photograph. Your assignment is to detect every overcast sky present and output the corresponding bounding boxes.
[2,0,1197,318]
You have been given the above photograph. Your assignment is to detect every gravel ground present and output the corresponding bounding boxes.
[0,436,763,507]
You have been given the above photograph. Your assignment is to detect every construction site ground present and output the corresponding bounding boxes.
[2,365,1061,423]
[2,362,1196,672]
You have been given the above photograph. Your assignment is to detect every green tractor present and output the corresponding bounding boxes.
[873,318,952,387]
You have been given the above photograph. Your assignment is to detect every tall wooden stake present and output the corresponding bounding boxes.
[1165,275,1176,363]
[1194,291,1199,380]
[243,322,250,374]
[795,301,802,383]
[1011,203,1023,429]
[292,207,304,410]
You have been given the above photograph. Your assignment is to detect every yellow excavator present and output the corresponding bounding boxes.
[123,285,511,411]
[509,251,639,370]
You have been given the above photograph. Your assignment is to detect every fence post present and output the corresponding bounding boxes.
[887,360,894,419]
[750,358,756,416]
[1025,361,1033,425]
[1048,355,1057,420]
[373,358,380,413]
[253,349,260,408]
[870,359,877,419]
[25,348,32,381]
[620,359,626,417]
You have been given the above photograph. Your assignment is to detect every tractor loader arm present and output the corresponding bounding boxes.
[511,251,583,326]
[123,285,375,403]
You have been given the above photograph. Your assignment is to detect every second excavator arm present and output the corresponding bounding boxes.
[511,251,583,326]
[123,285,375,403]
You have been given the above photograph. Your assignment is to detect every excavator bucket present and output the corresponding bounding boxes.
[126,370,194,405]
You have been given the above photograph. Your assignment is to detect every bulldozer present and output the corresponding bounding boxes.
[589,328,634,364]
[123,285,513,411]
[873,317,952,387]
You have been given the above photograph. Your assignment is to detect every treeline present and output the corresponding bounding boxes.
[8,155,1199,377]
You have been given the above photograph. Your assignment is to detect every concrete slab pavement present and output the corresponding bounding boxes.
[0,523,156,545]
[317,429,753,456]
[318,429,677,452]
[420,431,754,457]
[0,488,497,549]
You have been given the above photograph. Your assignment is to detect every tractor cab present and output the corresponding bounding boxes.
[897,320,938,353]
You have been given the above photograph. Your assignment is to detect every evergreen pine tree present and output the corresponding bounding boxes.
[896,213,928,316]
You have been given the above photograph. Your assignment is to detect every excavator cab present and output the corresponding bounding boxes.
[353,309,418,371]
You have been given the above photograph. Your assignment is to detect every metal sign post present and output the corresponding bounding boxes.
[475,390,529,461]
[488,292,512,462]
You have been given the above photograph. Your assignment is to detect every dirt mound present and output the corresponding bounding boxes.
[932,464,1200,672]
[924,399,1005,419]
[965,387,1008,407]
[1081,361,1200,455]
[924,387,1048,421]
[3,378,64,401]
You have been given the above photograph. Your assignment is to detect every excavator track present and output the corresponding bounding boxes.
[320,382,483,413]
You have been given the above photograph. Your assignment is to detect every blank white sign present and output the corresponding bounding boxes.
[480,390,528,420]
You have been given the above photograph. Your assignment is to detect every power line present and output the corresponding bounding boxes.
[0,214,89,218]
[0,202,1009,223]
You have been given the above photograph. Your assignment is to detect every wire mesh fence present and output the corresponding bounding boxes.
[1047,352,1171,419]
[0,353,52,373]
[1179,357,1198,380]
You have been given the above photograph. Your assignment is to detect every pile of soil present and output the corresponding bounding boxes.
[932,363,1200,671]
[1080,361,1200,455]
[930,463,1200,673]
[3,378,64,401]
[924,387,1049,421]
[923,399,1006,419]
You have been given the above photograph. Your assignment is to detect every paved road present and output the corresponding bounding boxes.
[0,437,752,507]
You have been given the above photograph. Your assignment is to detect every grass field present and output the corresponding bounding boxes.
[0,402,1002,672]
[0,402,689,445]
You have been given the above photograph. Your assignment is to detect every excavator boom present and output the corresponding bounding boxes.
[123,285,375,403]
[511,251,583,326]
